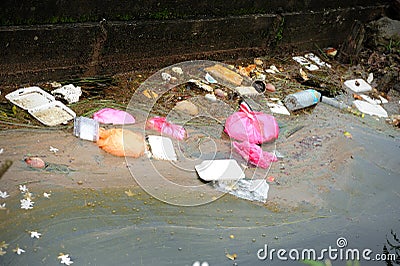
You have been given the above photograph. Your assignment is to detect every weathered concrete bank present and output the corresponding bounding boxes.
[0,0,395,85]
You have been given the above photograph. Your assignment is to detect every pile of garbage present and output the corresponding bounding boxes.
[3,17,400,202]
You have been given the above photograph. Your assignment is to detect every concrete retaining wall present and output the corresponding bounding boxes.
[0,0,393,85]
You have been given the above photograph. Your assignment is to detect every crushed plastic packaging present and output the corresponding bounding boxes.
[51,84,82,104]
[147,135,177,161]
[146,116,187,140]
[352,100,388,118]
[233,141,278,169]
[93,108,135,125]
[214,179,270,203]
[73,116,99,141]
[224,102,279,144]
[97,128,145,157]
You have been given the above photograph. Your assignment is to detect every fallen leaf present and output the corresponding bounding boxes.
[226,253,237,260]
[143,89,158,99]
[125,189,135,197]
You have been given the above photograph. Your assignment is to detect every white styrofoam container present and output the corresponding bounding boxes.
[195,159,245,181]
[5,86,55,110]
[28,101,76,126]
[344,79,372,93]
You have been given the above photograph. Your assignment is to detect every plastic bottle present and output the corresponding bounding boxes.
[283,89,321,111]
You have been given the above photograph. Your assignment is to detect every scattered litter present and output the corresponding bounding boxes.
[304,53,331,68]
[284,89,321,111]
[51,84,82,104]
[73,116,99,142]
[254,58,264,66]
[292,56,319,71]
[321,96,349,110]
[43,192,51,198]
[50,81,62,88]
[238,64,256,77]
[49,146,59,154]
[174,100,199,116]
[195,159,245,181]
[267,176,275,182]
[344,131,353,139]
[205,93,217,102]
[367,73,374,84]
[352,100,388,117]
[161,72,172,82]
[24,157,46,169]
[0,148,3,154]
[205,73,217,83]
[344,79,372,93]
[379,95,388,104]
[204,64,244,86]
[143,89,158,99]
[93,108,135,125]
[224,102,279,144]
[0,203,6,210]
[324,47,338,57]
[251,80,267,93]
[266,65,280,74]
[214,89,227,98]
[299,68,309,81]
[215,179,270,203]
[172,67,183,75]
[0,191,9,199]
[359,94,382,105]
[58,253,74,265]
[233,141,278,169]
[97,128,145,157]
[233,86,260,96]
[267,98,290,115]
[146,117,187,140]
[30,231,42,239]
[147,135,177,161]
[188,79,213,92]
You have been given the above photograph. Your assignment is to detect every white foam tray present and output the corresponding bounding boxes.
[195,159,245,181]
[5,86,55,110]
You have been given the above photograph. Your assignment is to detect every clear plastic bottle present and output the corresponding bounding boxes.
[284,89,321,111]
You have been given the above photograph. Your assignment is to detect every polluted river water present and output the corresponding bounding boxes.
[0,102,399,266]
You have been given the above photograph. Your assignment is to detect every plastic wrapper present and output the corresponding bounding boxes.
[93,108,135,125]
[224,102,279,144]
[233,141,277,169]
[97,128,145,157]
[146,117,187,140]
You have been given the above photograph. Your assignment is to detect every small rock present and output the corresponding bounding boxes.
[24,157,45,169]
[175,100,199,115]
[214,89,227,98]
[265,83,276,92]
[205,94,217,102]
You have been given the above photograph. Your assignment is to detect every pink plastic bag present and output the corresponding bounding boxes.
[146,116,187,140]
[93,108,135,124]
[233,141,277,169]
[224,102,279,144]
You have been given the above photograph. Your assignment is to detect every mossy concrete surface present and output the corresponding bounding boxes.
[0,1,393,85]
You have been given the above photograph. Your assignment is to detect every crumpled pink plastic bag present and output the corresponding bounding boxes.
[93,108,135,124]
[233,141,277,168]
[224,102,279,144]
[146,116,187,140]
